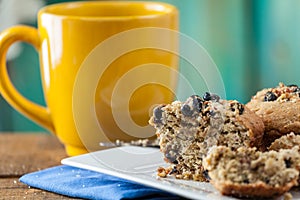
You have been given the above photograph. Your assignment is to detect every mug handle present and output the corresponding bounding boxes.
[0,25,55,133]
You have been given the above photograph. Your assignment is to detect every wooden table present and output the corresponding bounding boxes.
[0,133,78,199]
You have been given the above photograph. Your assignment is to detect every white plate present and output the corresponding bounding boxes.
[61,146,299,200]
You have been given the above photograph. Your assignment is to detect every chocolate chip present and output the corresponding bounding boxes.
[203,170,210,180]
[172,160,178,164]
[169,167,178,175]
[243,178,250,184]
[191,94,201,99]
[181,95,204,116]
[264,91,277,101]
[237,103,244,115]
[181,104,193,116]
[153,106,164,124]
[287,84,300,96]
[191,95,203,112]
[284,158,292,168]
[203,92,211,101]
[265,178,270,184]
[209,110,216,117]
[165,152,177,163]
[211,94,220,102]
[287,84,298,87]
[203,92,220,102]
[229,103,244,114]
[293,87,300,97]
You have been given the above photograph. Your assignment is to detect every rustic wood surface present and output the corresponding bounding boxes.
[0,133,79,199]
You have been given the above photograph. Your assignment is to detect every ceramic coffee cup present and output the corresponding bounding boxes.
[0,1,178,155]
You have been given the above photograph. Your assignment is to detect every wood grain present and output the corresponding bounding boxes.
[0,133,78,199]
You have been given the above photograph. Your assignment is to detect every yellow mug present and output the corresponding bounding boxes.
[0,1,178,155]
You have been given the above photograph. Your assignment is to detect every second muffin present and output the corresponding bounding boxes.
[246,83,300,147]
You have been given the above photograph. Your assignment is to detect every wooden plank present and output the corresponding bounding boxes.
[0,133,78,199]
[0,133,67,177]
[0,178,78,199]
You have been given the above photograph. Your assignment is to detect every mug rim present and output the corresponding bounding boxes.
[39,1,178,20]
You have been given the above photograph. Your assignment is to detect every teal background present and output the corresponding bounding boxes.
[0,0,300,131]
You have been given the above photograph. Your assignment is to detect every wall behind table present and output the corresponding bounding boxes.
[0,0,299,131]
[3,43,45,131]
[161,0,300,102]
[254,0,300,88]
[0,0,46,131]
[0,0,81,132]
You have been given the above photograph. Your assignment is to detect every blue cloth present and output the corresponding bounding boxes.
[19,165,181,200]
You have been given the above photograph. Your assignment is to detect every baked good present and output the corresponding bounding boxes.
[269,132,300,151]
[269,132,300,186]
[246,83,300,147]
[203,146,300,198]
[149,93,264,181]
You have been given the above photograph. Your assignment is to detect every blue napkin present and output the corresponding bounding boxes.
[19,165,181,200]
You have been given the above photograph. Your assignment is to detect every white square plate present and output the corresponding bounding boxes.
[61,146,299,200]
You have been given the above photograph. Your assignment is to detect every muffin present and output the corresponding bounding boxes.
[269,132,300,151]
[203,146,300,198]
[246,83,300,147]
[149,93,264,181]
